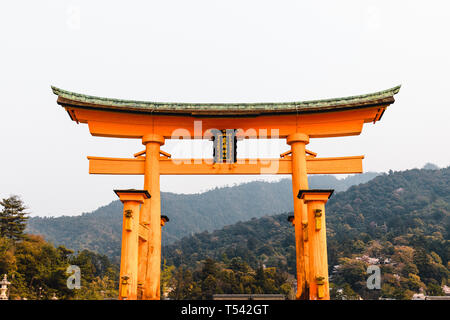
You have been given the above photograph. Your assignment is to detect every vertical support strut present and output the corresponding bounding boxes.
[140,133,165,300]
[159,215,169,299]
[286,133,310,299]
[115,189,150,300]
[298,189,334,300]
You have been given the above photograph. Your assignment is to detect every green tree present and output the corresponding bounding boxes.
[160,259,175,299]
[201,258,218,280]
[335,283,360,300]
[72,275,118,300]
[201,274,218,299]
[0,195,29,241]
[426,282,444,296]
[405,273,425,292]
[10,235,76,299]
[0,236,15,275]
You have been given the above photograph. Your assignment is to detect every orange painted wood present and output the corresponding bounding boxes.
[305,149,317,157]
[115,194,146,300]
[87,156,364,175]
[287,133,310,300]
[307,156,364,174]
[72,106,379,126]
[300,192,332,300]
[134,150,146,157]
[67,107,381,139]
[138,223,148,242]
[85,118,365,139]
[141,136,164,300]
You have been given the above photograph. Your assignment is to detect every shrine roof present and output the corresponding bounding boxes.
[52,85,401,116]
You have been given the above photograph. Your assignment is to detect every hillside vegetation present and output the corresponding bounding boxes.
[27,173,378,261]
[0,196,119,300]
[6,166,450,299]
[163,167,449,299]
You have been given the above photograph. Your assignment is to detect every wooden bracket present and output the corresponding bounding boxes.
[280,149,317,158]
[159,150,172,158]
[133,150,145,158]
[314,209,322,231]
[133,149,172,158]
[280,150,292,158]
[306,149,317,157]
[124,210,133,231]
[120,275,130,298]
[316,276,325,299]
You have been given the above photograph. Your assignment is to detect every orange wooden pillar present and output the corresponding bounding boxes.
[286,133,310,299]
[298,189,334,300]
[157,215,169,298]
[114,189,150,300]
[140,133,165,300]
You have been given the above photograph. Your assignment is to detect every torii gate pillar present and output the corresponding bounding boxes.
[286,133,310,299]
[115,189,150,300]
[141,134,165,300]
[298,189,334,300]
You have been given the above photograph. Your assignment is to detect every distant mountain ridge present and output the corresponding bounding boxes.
[26,173,379,261]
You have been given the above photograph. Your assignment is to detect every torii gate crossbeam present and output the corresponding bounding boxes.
[87,155,365,175]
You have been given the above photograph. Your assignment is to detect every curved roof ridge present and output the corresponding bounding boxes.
[51,85,401,114]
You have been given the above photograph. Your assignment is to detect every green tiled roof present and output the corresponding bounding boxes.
[52,85,400,115]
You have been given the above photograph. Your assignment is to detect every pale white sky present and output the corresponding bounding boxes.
[1,1,449,217]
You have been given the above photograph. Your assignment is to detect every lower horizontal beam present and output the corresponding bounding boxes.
[307,156,364,174]
[88,156,364,175]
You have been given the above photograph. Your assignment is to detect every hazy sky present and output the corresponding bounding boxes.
[1,1,449,217]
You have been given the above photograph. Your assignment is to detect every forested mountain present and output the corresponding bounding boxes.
[13,166,450,299]
[163,166,449,299]
[26,173,378,261]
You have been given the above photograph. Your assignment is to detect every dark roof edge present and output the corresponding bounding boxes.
[51,85,401,114]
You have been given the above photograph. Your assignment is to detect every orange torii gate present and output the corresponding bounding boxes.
[51,85,400,300]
